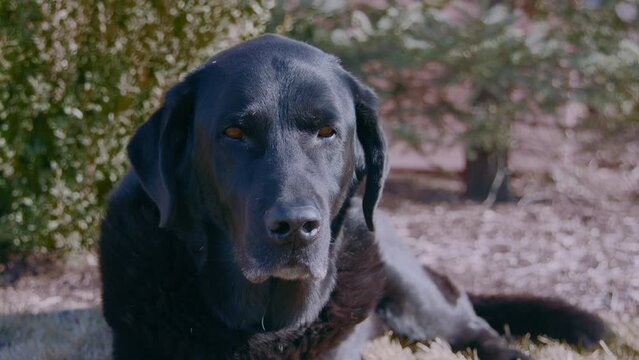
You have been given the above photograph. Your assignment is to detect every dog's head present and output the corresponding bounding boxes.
[127,35,386,283]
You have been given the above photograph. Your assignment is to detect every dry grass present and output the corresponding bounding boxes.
[362,336,618,360]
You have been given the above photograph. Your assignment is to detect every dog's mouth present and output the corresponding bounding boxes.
[272,262,314,281]
[239,250,328,284]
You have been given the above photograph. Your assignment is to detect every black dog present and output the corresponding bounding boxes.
[99,34,606,359]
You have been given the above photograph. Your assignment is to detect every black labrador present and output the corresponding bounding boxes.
[99,34,606,360]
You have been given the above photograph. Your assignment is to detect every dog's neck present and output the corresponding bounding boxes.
[194,221,339,334]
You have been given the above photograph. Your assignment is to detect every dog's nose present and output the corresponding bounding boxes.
[265,205,321,246]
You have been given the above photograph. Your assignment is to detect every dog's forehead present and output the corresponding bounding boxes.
[195,35,354,124]
[212,34,336,70]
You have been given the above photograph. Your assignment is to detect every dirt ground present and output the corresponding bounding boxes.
[0,125,638,359]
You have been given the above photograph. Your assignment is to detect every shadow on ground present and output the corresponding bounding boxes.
[0,306,111,360]
[1,305,637,360]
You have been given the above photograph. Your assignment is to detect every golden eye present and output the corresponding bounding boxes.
[224,127,244,140]
[317,127,336,138]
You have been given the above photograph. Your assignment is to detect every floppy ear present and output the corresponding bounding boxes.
[127,80,194,228]
[350,78,388,232]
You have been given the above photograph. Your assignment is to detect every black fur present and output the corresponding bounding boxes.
[469,294,609,348]
[100,34,607,360]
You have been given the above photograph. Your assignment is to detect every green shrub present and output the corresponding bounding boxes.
[0,0,273,259]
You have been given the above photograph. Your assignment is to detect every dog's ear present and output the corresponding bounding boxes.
[127,79,194,228]
[349,77,388,232]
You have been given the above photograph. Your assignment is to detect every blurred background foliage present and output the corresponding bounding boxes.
[0,0,637,260]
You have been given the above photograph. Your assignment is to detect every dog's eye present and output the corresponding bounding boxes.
[224,127,244,140]
[317,127,336,138]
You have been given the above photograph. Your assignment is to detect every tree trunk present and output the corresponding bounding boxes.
[463,147,513,203]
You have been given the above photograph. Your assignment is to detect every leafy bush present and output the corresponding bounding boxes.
[0,0,273,259]
[542,1,639,130]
